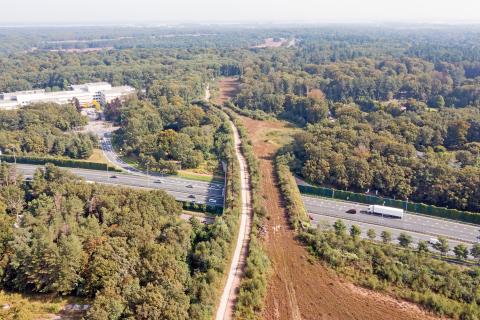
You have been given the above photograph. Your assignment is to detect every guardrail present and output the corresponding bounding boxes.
[298,184,480,225]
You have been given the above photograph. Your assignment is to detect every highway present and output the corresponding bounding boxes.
[303,196,479,252]
[73,118,224,206]
[15,163,224,207]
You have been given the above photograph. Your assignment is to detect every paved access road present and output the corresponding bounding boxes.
[303,196,479,252]
[16,164,224,207]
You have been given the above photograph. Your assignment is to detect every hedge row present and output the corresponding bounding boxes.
[181,201,223,215]
[299,184,480,225]
[186,108,242,318]
[223,108,270,320]
[276,154,311,231]
[0,154,120,172]
[224,101,270,121]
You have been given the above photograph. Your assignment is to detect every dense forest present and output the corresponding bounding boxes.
[0,104,95,159]
[1,25,479,208]
[108,96,225,173]
[0,159,237,319]
[289,105,480,211]
[1,25,480,318]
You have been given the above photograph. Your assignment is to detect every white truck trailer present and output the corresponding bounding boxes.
[367,205,404,219]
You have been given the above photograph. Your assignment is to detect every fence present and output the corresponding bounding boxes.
[0,155,120,172]
[298,185,480,225]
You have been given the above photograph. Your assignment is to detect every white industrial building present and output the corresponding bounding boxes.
[0,82,135,110]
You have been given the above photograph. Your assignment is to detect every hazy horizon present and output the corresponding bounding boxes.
[2,0,480,25]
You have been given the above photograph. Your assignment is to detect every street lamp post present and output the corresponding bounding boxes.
[146,163,149,188]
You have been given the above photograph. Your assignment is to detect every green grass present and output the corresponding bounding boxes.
[120,155,225,183]
[177,171,224,183]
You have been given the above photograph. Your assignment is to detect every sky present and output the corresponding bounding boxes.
[2,0,480,24]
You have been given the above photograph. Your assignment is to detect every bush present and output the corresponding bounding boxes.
[223,108,270,319]
[275,153,310,231]
[0,154,119,172]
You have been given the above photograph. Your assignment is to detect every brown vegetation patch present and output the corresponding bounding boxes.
[213,77,240,105]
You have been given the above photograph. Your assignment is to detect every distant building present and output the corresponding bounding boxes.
[0,82,135,110]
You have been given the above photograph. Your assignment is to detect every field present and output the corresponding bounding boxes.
[0,291,87,320]
[212,77,241,105]
[252,38,290,48]
[229,85,442,319]
[85,148,109,164]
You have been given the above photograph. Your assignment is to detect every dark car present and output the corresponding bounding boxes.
[346,209,357,214]
[110,175,118,179]
[188,195,196,199]
[154,180,162,184]
[186,185,193,188]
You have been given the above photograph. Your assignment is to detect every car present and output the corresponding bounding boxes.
[110,175,118,179]
[188,195,196,199]
[25,177,32,181]
[429,238,440,245]
[186,185,193,188]
[154,180,162,184]
[346,209,357,214]
[208,199,217,204]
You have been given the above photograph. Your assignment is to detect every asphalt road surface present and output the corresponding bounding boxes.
[15,163,224,207]
[303,196,479,243]
[303,196,479,255]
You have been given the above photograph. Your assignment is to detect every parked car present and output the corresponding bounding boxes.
[186,185,193,188]
[346,208,357,214]
[110,175,118,179]
[429,238,440,245]
[208,199,217,204]
[154,180,162,184]
[188,195,196,199]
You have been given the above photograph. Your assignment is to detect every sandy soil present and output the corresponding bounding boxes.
[252,38,289,48]
[238,114,442,320]
[212,77,240,105]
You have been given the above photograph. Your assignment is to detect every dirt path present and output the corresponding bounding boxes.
[211,77,252,320]
[215,118,253,320]
[238,115,442,320]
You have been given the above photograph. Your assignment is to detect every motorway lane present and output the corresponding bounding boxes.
[15,164,224,207]
[310,214,472,255]
[303,196,479,243]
